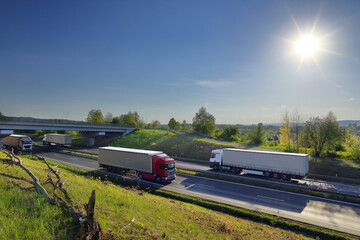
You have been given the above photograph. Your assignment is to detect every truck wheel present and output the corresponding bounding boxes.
[264,171,270,178]
[156,176,161,183]
[281,174,288,181]
[213,165,220,171]
[273,173,279,179]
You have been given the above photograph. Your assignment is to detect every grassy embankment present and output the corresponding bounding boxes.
[107,129,360,182]
[0,152,327,240]
[108,129,242,160]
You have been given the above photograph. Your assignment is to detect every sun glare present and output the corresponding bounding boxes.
[296,36,319,57]
[281,3,344,71]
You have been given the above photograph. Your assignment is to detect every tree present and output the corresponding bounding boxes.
[181,120,189,130]
[344,126,360,161]
[247,123,266,145]
[300,111,342,157]
[168,118,180,129]
[111,116,121,124]
[150,120,161,129]
[0,112,4,120]
[86,109,104,123]
[291,110,303,152]
[279,111,292,151]
[192,107,216,136]
[221,126,241,141]
[118,111,141,126]
[104,112,113,123]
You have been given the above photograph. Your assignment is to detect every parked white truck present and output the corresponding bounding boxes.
[210,148,308,180]
[43,134,72,147]
[99,147,176,183]
[2,134,33,152]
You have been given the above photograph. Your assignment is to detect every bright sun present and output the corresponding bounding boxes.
[296,36,319,57]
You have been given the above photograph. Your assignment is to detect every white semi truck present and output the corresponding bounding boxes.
[210,148,308,180]
[43,134,72,147]
[99,147,176,183]
[2,134,33,152]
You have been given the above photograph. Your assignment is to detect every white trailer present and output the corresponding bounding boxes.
[43,134,72,146]
[210,148,308,180]
[2,134,32,152]
[99,147,176,183]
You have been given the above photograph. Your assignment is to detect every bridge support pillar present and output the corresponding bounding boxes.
[78,132,106,147]
[87,138,95,147]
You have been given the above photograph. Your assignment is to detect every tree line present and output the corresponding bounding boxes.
[86,108,360,161]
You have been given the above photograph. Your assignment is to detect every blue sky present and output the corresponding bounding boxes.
[1,0,359,124]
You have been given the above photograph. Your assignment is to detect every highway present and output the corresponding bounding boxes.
[34,149,360,236]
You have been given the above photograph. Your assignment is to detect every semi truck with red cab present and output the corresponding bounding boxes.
[99,146,176,183]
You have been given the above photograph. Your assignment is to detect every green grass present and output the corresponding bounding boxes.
[0,151,324,240]
[62,150,98,158]
[309,158,360,181]
[108,129,241,160]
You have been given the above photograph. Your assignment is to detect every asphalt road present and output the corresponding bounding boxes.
[34,149,360,236]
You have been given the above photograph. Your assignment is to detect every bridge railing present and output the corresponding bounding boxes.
[0,117,136,130]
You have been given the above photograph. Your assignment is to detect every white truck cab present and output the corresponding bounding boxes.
[209,149,222,169]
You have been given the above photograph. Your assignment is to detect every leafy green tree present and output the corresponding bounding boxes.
[111,117,121,124]
[192,107,216,136]
[181,120,189,130]
[291,110,303,152]
[247,123,266,145]
[221,126,241,141]
[0,112,5,120]
[86,109,104,123]
[150,120,161,129]
[104,112,113,123]
[118,111,141,126]
[168,118,180,129]
[300,111,342,157]
[279,111,292,151]
[344,127,360,161]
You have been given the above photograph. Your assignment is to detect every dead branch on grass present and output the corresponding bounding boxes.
[0,150,103,239]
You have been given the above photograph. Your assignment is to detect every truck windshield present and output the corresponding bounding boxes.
[160,163,175,170]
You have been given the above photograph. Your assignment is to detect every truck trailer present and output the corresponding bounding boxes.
[2,134,33,152]
[43,134,72,146]
[210,148,308,180]
[99,147,176,183]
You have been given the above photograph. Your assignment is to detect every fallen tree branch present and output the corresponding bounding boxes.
[0,172,36,186]
[42,156,72,203]
[121,217,135,231]
[2,151,53,201]
[0,150,103,239]
[8,180,36,191]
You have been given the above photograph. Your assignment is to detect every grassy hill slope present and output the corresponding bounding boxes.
[107,129,239,160]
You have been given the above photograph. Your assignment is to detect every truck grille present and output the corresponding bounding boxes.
[167,169,176,180]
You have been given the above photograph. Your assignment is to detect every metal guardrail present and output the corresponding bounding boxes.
[0,117,136,130]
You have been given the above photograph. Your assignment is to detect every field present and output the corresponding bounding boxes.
[0,151,318,240]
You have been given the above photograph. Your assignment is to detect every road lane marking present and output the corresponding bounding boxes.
[257,195,284,202]
[177,173,360,207]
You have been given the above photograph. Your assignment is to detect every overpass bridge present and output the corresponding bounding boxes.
[0,117,136,146]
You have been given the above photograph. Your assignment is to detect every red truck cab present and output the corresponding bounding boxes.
[141,154,176,183]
